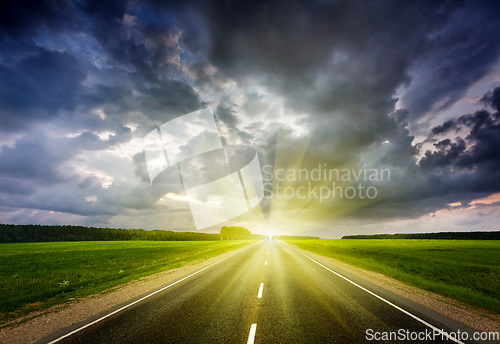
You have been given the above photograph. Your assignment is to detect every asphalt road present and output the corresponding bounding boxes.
[37,240,490,344]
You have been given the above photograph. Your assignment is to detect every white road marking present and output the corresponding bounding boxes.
[265,261,267,265]
[295,250,465,344]
[267,252,269,254]
[247,324,257,344]
[45,245,256,344]
[258,283,264,298]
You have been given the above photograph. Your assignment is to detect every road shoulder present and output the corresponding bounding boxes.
[284,242,500,334]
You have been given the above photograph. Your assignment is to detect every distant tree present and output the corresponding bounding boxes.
[220,226,258,240]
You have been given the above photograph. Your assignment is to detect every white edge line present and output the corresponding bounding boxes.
[295,249,465,344]
[247,323,257,344]
[257,283,264,298]
[47,245,255,344]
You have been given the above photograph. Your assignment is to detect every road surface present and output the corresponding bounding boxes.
[37,240,490,344]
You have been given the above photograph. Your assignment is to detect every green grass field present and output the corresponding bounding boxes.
[0,240,253,322]
[285,239,500,315]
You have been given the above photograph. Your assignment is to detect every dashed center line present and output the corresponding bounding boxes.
[247,324,257,344]
[44,244,256,344]
[265,261,267,265]
[257,283,264,298]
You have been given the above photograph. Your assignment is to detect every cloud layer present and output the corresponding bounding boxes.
[1,0,500,237]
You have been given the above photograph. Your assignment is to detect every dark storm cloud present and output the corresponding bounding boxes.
[354,87,500,220]
[175,0,483,176]
[0,0,81,41]
[0,127,133,187]
[0,177,34,196]
[419,138,467,169]
[1,0,500,228]
[0,2,89,131]
[73,126,133,150]
[0,133,76,184]
[401,0,500,122]
[0,126,165,217]
[79,0,127,24]
[179,0,500,139]
[215,104,237,130]
[132,151,150,184]
[0,49,87,131]
[481,87,500,113]
[214,103,254,144]
[137,80,202,121]
[0,0,203,134]
[424,87,500,172]
[0,0,203,223]
[79,0,182,84]
[199,1,436,78]
[242,93,270,117]
[175,0,500,224]
[183,0,459,113]
[0,182,122,217]
[429,108,499,172]
[380,128,419,168]
[430,119,458,136]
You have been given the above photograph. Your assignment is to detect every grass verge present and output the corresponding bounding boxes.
[284,239,500,315]
[0,240,254,322]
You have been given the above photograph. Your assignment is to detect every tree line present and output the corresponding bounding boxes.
[0,224,220,243]
[342,231,500,240]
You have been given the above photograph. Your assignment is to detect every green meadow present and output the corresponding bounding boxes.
[0,240,253,322]
[285,239,500,315]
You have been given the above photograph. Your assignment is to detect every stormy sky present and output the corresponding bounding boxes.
[1,0,500,238]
